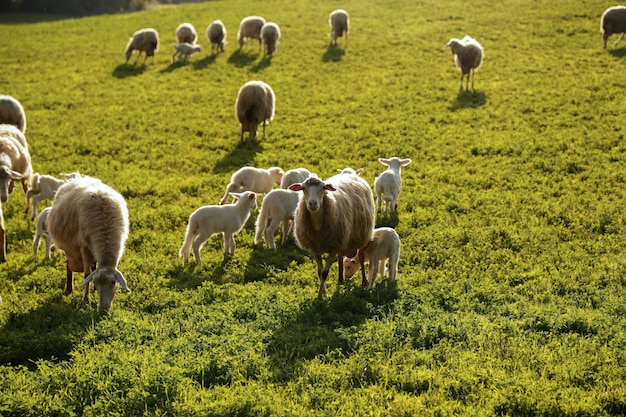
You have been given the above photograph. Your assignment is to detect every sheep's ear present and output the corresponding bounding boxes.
[9,170,24,180]
[229,192,242,199]
[401,159,412,166]
[288,183,303,192]
[248,193,256,199]
[355,168,363,176]
[115,271,130,292]
[324,184,337,192]
[378,158,390,166]
[81,272,95,286]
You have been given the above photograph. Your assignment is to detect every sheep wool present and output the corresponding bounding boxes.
[175,23,198,44]
[601,6,626,48]
[260,22,281,57]
[125,28,160,64]
[0,95,26,133]
[207,20,227,53]
[235,81,276,144]
[329,9,349,46]
[445,35,484,92]
[254,188,300,249]
[238,16,266,49]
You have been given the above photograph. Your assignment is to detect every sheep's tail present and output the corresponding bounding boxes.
[254,208,268,245]
[179,218,198,262]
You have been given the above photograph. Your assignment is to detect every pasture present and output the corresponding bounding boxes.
[1,0,625,415]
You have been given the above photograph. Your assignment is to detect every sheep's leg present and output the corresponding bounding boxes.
[316,254,337,297]
[615,32,626,46]
[359,251,368,288]
[227,233,236,256]
[265,222,277,250]
[471,70,475,91]
[43,234,51,260]
[388,258,398,281]
[81,256,94,303]
[65,263,73,294]
[191,236,206,263]
[0,213,5,263]
[31,195,42,220]
[281,219,292,245]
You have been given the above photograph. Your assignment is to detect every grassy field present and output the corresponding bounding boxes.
[1,0,626,415]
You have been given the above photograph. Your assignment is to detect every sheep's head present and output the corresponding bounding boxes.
[289,176,336,212]
[379,157,412,172]
[269,167,284,185]
[445,38,461,53]
[0,166,24,203]
[82,267,130,310]
[342,256,361,279]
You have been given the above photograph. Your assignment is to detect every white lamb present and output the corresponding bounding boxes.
[254,188,300,249]
[238,16,266,49]
[207,20,227,53]
[445,35,484,92]
[220,166,283,205]
[175,22,198,44]
[46,175,130,310]
[343,227,401,289]
[260,22,281,57]
[125,28,160,64]
[329,9,349,46]
[235,80,276,144]
[0,95,27,133]
[171,42,202,63]
[280,168,312,189]
[374,157,411,214]
[33,207,53,260]
[179,191,257,264]
[25,172,80,220]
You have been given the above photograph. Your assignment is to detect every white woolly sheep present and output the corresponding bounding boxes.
[445,35,484,92]
[219,166,283,205]
[0,95,26,133]
[25,172,80,220]
[171,42,202,63]
[374,157,411,214]
[288,173,375,297]
[280,168,312,189]
[329,9,349,46]
[601,6,626,48]
[343,227,401,289]
[180,191,257,264]
[175,22,198,44]
[238,16,266,49]
[254,188,300,249]
[125,28,160,64]
[33,207,53,260]
[207,20,227,53]
[46,175,130,310]
[260,22,281,57]
[235,80,276,144]
[337,167,363,176]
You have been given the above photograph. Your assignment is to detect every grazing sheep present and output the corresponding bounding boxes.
[288,173,375,297]
[343,227,401,289]
[175,22,198,44]
[33,207,53,260]
[601,6,626,48]
[47,175,130,310]
[260,22,281,57]
[235,80,276,144]
[0,95,26,133]
[25,172,80,220]
[207,20,227,53]
[280,168,312,189]
[124,28,160,64]
[254,188,300,249]
[179,191,257,263]
[445,35,484,92]
[374,157,411,214]
[220,166,283,205]
[238,16,266,49]
[171,42,202,63]
[329,9,349,46]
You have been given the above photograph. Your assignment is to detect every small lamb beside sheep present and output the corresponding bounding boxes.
[329,9,349,46]
[25,172,80,220]
[207,20,227,53]
[0,95,27,133]
[171,42,202,63]
[180,191,257,263]
[254,188,300,250]
[125,28,160,64]
[33,207,53,260]
[175,23,198,44]
[374,157,411,214]
[343,227,401,289]
[260,22,281,57]
[235,80,276,144]
[220,166,283,205]
[601,6,626,48]
[238,16,266,49]
[445,35,484,92]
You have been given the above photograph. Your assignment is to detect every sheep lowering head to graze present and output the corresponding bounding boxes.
[46,175,130,310]
[179,191,257,264]
[220,166,283,205]
[235,80,276,144]
[207,20,227,53]
[171,42,202,63]
[329,9,349,46]
[374,157,411,214]
[238,16,266,49]
[445,35,484,92]
[0,95,26,133]
[260,22,281,57]
[601,6,626,48]
[288,173,375,297]
[125,28,160,64]
[343,227,401,289]
[254,188,300,250]
[175,22,198,44]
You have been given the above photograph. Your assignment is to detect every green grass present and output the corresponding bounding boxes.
[1,0,626,415]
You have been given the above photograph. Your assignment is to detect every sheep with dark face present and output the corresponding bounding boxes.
[125,28,160,64]
[0,95,26,133]
[329,9,349,46]
[445,35,484,92]
[601,6,626,48]
[238,16,266,49]
[235,80,276,144]
[207,20,227,53]
[175,23,197,44]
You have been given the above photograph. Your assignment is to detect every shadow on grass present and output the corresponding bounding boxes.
[322,44,345,62]
[193,54,218,70]
[228,49,260,67]
[375,212,400,229]
[449,90,487,111]
[212,139,264,174]
[112,63,147,79]
[243,242,310,282]
[160,60,187,73]
[250,56,272,73]
[608,47,626,58]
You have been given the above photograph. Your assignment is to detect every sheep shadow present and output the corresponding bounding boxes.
[112,63,147,78]
[228,49,260,67]
[193,54,218,70]
[243,243,309,283]
[375,212,400,229]
[212,140,263,174]
[160,60,188,73]
[608,47,626,58]
[250,56,272,73]
[449,90,487,111]
[322,44,345,62]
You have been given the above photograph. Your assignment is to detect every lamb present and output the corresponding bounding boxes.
[235,80,276,144]
[288,173,375,297]
[343,227,401,289]
[237,16,266,49]
[175,22,198,44]
[254,188,300,249]
[329,9,349,46]
[171,42,202,63]
[445,35,484,92]
[0,124,32,262]
[124,28,160,64]
[0,95,26,133]
[219,166,283,205]
[280,168,312,189]
[25,172,80,220]
[207,20,227,53]
[374,157,411,214]
[260,22,281,57]
[601,6,626,48]
[33,207,53,260]
[179,191,257,264]
[46,175,130,310]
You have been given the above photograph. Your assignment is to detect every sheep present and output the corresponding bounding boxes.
[445,35,484,92]
[601,6,626,48]
[219,166,283,205]
[0,95,26,133]
[46,175,130,310]
[343,227,401,289]
[171,42,202,63]
[0,124,32,263]
[288,173,375,297]
[329,9,349,46]
[280,168,312,189]
[25,172,80,220]
[374,157,411,214]
[124,28,160,64]
[33,207,53,260]
[260,22,281,57]
[235,80,276,144]
[238,16,266,49]
[175,22,198,44]
[337,167,363,176]
[207,20,227,53]
[179,191,257,264]
[254,188,300,249]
